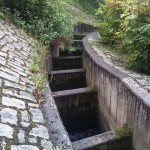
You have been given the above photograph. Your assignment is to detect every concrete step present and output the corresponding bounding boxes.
[73,40,83,47]
[53,56,82,60]
[74,23,97,34]
[72,131,115,150]
[53,87,100,143]
[52,56,82,70]
[60,49,82,57]
[74,34,86,40]
[49,69,86,92]
[52,87,96,97]
[51,68,85,75]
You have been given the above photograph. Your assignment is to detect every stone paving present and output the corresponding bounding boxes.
[88,34,150,93]
[0,18,52,150]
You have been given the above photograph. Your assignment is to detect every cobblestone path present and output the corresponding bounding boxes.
[0,18,52,150]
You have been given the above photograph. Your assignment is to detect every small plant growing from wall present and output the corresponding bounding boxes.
[30,64,40,73]
[50,146,60,150]
[31,73,45,104]
[29,44,46,104]
[116,124,133,139]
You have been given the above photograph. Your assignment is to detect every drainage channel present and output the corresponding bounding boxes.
[53,87,106,142]
[48,34,108,148]
[45,33,133,150]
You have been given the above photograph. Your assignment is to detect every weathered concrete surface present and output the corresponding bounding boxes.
[52,56,82,71]
[72,131,116,150]
[41,81,74,150]
[52,87,95,97]
[0,18,52,149]
[73,130,132,150]
[88,33,150,92]
[83,32,150,150]
[54,89,100,142]
[74,23,97,34]
[49,69,86,91]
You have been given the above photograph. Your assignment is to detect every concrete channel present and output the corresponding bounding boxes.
[42,24,133,150]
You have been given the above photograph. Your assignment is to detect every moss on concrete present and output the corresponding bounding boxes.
[116,124,133,139]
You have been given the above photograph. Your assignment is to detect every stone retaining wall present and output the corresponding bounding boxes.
[82,32,150,150]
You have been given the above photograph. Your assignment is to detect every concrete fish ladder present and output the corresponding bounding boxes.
[42,25,134,150]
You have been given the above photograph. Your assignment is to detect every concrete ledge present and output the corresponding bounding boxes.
[73,40,83,42]
[83,33,128,80]
[82,32,150,150]
[52,87,96,97]
[72,131,115,150]
[74,23,97,34]
[73,40,83,47]
[53,56,82,60]
[83,32,150,108]
[41,81,74,150]
[74,34,87,40]
[52,56,83,71]
[51,68,85,75]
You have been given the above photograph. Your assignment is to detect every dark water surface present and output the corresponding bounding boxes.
[69,128,100,141]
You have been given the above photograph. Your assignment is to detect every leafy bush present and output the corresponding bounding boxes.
[122,1,150,73]
[71,0,103,15]
[1,0,74,45]
[96,0,150,74]
[96,0,123,46]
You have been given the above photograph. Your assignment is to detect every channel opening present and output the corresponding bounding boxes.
[49,69,86,92]
[54,90,107,142]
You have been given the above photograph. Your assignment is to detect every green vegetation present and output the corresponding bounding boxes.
[116,124,133,139]
[96,0,150,74]
[50,146,60,150]
[30,44,46,103]
[31,73,45,91]
[2,0,149,74]
[1,0,74,45]
[61,1,98,26]
[0,0,99,103]
[65,0,103,15]
[30,64,40,73]
[75,0,103,15]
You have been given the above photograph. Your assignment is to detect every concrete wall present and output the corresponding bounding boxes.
[49,70,86,91]
[73,130,133,150]
[52,56,82,70]
[42,81,74,150]
[91,137,133,150]
[74,23,97,34]
[82,32,150,150]
[55,92,99,133]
